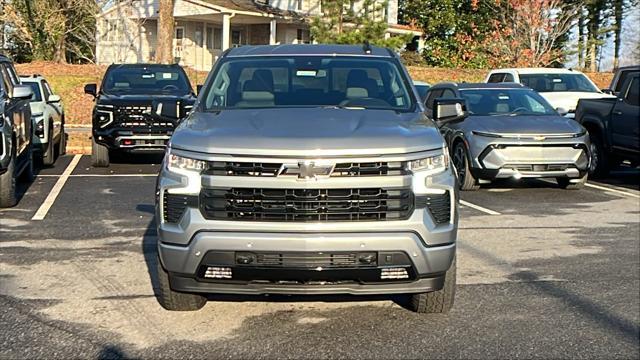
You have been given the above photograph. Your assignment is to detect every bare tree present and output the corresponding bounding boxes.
[156,0,175,64]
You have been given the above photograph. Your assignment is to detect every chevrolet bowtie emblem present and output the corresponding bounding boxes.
[279,161,335,180]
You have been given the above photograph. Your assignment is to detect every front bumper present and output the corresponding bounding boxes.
[468,133,590,180]
[93,128,172,152]
[156,150,458,295]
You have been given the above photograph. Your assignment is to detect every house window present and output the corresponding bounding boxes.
[297,0,303,11]
[214,28,223,49]
[232,30,242,47]
[195,25,203,47]
[206,27,213,50]
[297,29,310,44]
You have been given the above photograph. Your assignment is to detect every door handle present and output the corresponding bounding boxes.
[613,111,623,115]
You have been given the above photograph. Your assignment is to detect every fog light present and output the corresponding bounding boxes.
[380,267,409,280]
[204,266,232,279]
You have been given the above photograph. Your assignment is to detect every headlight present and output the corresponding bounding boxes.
[472,131,502,138]
[408,147,449,173]
[166,151,206,173]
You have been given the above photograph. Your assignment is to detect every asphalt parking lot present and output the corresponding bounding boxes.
[1,155,639,359]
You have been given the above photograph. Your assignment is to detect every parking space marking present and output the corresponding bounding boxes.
[37,174,158,177]
[31,155,82,221]
[460,200,501,215]
[585,183,640,199]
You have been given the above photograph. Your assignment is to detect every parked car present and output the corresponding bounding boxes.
[0,55,35,207]
[84,64,196,167]
[423,82,590,190]
[413,80,431,102]
[155,45,458,313]
[575,66,639,177]
[484,68,613,117]
[603,65,640,96]
[20,75,66,166]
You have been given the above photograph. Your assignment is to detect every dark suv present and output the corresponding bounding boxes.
[0,55,35,207]
[84,64,196,167]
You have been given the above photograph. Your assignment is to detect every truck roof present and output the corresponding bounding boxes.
[490,68,584,74]
[433,82,525,89]
[224,44,394,58]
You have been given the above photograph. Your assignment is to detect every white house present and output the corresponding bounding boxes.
[95,0,422,70]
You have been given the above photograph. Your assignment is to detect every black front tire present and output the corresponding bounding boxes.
[0,150,17,208]
[42,127,55,166]
[452,142,479,191]
[57,128,67,157]
[557,174,587,190]
[407,257,456,314]
[589,135,609,178]
[156,257,207,311]
[91,138,110,167]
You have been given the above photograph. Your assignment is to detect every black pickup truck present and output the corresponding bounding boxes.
[576,65,639,177]
[84,64,196,167]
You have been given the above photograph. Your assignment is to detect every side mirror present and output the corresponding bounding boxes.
[433,98,468,126]
[84,83,97,97]
[152,100,179,120]
[556,107,569,116]
[601,88,613,95]
[196,84,203,95]
[11,85,33,100]
[48,94,61,103]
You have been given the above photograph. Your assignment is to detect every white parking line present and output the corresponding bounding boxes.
[31,155,82,221]
[585,183,640,199]
[37,174,158,177]
[460,200,502,215]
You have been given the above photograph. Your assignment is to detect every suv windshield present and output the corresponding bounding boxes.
[519,73,598,93]
[202,56,415,111]
[460,89,557,116]
[23,82,42,102]
[101,65,191,95]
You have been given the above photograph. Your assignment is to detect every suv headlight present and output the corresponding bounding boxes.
[408,147,449,174]
[166,151,206,174]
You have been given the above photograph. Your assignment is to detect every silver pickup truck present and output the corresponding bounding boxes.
[154,45,459,313]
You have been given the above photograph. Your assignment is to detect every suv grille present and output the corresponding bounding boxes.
[200,187,414,222]
[204,161,407,177]
[416,192,451,224]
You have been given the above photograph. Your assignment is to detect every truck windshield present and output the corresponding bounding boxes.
[460,89,557,116]
[101,65,191,95]
[519,73,599,93]
[202,56,415,111]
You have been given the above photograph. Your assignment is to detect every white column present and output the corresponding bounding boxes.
[222,13,231,51]
[418,37,426,52]
[269,19,277,45]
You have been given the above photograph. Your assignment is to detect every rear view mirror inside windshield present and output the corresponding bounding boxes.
[296,70,326,78]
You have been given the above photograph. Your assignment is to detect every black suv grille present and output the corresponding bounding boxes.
[200,187,414,222]
[416,192,451,224]
[203,161,407,177]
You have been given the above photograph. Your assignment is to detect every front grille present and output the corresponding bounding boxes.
[416,192,451,224]
[506,164,570,172]
[163,193,196,223]
[200,187,414,222]
[203,161,407,177]
[248,252,364,268]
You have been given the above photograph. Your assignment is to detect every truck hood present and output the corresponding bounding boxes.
[465,115,585,136]
[539,92,615,111]
[170,108,444,157]
[28,102,45,117]
[97,93,194,104]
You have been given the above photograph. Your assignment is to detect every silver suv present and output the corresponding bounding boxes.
[155,45,458,313]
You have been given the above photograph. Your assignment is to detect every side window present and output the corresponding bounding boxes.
[615,70,630,93]
[487,73,505,83]
[5,63,20,86]
[425,89,443,110]
[504,73,515,82]
[623,76,639,106]
[441,89,456,99]
[42,80,53,101]
[0,64,14,95]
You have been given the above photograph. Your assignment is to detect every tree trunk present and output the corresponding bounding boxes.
[157,0,175,64]
[578,9,584,69]
[613,0,623,69]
